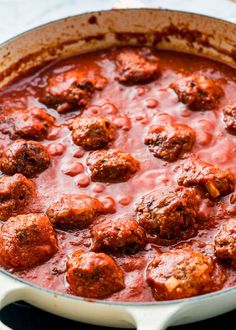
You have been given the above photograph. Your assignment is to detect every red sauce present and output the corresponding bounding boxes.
[1,47,236,302]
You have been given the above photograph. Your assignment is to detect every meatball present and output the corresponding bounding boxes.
[0,140,51,177]
[66,251,125,298]
[91,216,147,254]
[1,106,55,140]
[0,213,58,269]
[144,123,196,162]
[46,194,104,229]
[146,247,225,300]
[41,68,106,113]
[177,158,234,198]
[214,219,236,266]
[223,103,236,134]
[170,74,223,111]
[70,116,116,150]
[116,48,160,84]
[87,149,139,183]
[135,186,200,240]
[0,174,35,221]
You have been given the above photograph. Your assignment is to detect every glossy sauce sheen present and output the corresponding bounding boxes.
[1,48,236,302]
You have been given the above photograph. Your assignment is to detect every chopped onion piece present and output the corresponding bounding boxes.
[205,181,220,198]
[165,276,179,292]
[196,264,208,276]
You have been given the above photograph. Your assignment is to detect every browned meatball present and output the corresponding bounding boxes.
[0,174,35,221]
[87,149,139,183]
[91,216,146,254]
[70,116,116,150]
[1,106,55,140]
[146,247,225,300]
[0,214,58,269]
[66,250,125,298]
[223,103,236,134]
[214,219,236,266]
[144,123,196,162]
[170,74,223,111]
[46,194,104,229]
[116,48,160,84]
[177,158,234,198]
[0,140,51,177]
[135,186,200,240]
[41,68,106,113]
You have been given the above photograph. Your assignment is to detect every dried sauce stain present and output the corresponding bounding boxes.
[88,15,98,25]
[113,25,212,49]
[83,34,105,42]
[152,24,212,48]
[115,33,148,44]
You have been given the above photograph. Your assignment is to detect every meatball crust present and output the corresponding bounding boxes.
[214,219,236,266]
[177,158,234,198]
[144,123,196,162]
[135,186,200,240]
[91,216,147,254]
[146,247,225,300]
[46,194,104,229]
[0,174,35,221]
[170,74,223,111]
[0,213,58,269]
[1,106,55,140]
[41,68,106,113]
[66,251,125,298]
[116,48,160,84]
[70,116,116,150]
[0,140,51,177]
[87,149,139,183]
[223,103,236,134]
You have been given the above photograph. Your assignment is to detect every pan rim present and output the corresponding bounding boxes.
[0,7,235,50]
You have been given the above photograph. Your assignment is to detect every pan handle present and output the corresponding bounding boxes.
[0,274,183,330]
[0,272,28,330]
[125,304,184,330]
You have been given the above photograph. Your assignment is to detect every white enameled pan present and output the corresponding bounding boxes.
[0,8,236,330]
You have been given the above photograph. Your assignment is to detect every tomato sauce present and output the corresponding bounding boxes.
[1,47,236,302]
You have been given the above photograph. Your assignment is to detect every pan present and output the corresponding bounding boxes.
[0,8,236,330]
